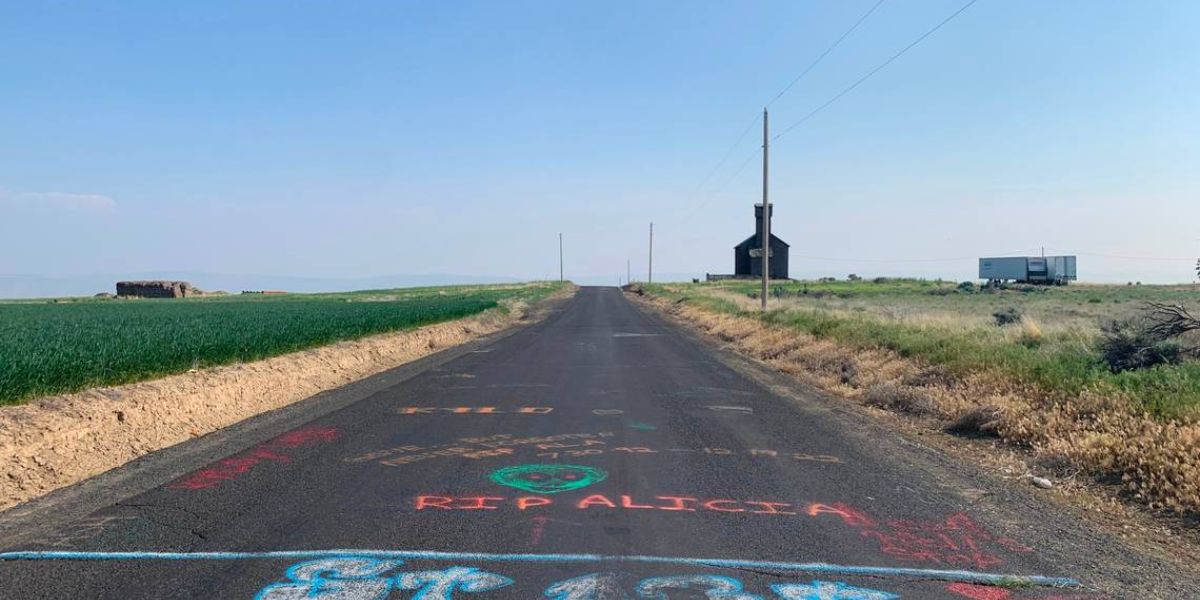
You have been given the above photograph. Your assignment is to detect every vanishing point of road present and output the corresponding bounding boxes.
[0,287,1150,598]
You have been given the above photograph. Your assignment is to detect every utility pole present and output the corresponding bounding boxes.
[559,233,564,282]
[627,259,631,285]
[648,222,654,284]
[761,108,770,311]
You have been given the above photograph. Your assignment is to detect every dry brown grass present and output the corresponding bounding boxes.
[638,292,1200,516]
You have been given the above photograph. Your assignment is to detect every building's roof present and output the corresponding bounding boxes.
[734,233,790,250]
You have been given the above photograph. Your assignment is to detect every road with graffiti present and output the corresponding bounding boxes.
[0,288,1139,597]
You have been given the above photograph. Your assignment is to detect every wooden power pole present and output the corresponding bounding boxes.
[761,108,770,311]
[648,222,654,284]
[559,233,564,282]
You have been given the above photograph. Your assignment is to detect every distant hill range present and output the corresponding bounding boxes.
[0,272,525,299]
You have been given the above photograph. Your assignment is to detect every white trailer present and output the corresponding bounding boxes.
[979,256,1077,285]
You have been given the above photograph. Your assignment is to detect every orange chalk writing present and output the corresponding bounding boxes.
[808,503,874,527]
[655,496,698,511]
[415,496,454,510]
[517,497,553,510]
[620,495,656,509]
[455,496,505,510]
[577,494,617,509]
[745,501,796,515]
[702,500,745,512]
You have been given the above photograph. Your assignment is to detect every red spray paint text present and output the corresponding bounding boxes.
[856,512,1033,570]
[414,494,1033,569]
[415,494,869,520]
[169,426,338,490]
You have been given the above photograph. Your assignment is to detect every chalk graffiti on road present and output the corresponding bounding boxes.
[344,432,615,467]
[535,446,843,464]
[772,581,898,600]
[636,574,761,599]
[490,464,608,494]
[169,426,338,490]
[850,512,1034,570]
[397,567,514,600]
[255,556,901,599]
[543,573,628,599]
[0,549,1082,590]
[397,407,555,414]
[344,431,842,468]
[257,558,512,600]
[415,495,868,516]
[257,556,404,599]
[414,495,1033,569]
[945,583,1109,600]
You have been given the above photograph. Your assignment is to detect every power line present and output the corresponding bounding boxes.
[774,0,981,142]
[673,0,891,227]
[767,0,888,107]
[671,147,760,230]
[791,250,1199,264]
[790,249,1041,264]
[1058,251,1198,262]
[691,113,760,196]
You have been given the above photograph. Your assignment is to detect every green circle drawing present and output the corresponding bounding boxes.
[489,464,607,494]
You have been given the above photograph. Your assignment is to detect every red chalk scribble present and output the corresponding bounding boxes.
[946,583,1011,600]
[848,512,1033,570]
[529,515,547,546]
[807,503,875,526]
[168,426,338,490]
[403,493,1035,571]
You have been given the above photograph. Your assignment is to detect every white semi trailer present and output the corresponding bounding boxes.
[979,256,1076,285]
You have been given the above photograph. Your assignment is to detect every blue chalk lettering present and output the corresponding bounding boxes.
[545,573,631,600]
[396,566,514,600]
[0,549,1082,588]
[636,575,762,600]
[771,580,899,600]
[254,556,403,600]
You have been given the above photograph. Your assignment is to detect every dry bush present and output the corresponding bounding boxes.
[863,383,940,416]
[1099,303,1200,372]
[993,307,1022,327]
[903,365,956,389]
[946,405,1005,437]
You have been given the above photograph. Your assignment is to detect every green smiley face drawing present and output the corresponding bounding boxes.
[489,464,607,494]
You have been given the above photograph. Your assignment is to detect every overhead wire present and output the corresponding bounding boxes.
[774,0,980,142]
[766,0,888,108]
[674,0,891,228]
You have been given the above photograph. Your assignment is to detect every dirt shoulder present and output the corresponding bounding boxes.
[629,289,1200,589]
[0,286,576,511]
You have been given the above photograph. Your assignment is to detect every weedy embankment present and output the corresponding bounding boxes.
[633,279,1200,516]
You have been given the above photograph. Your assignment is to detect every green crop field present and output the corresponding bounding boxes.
[0,282,564,406]
[649,278,1200,418]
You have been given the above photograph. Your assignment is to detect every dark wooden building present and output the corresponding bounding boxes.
[734,204,789,279]
[115,280,197,298]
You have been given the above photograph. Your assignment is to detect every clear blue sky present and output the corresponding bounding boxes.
[2,0,1197,290]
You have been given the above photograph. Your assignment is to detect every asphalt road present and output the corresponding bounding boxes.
[0,287,1114,598]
